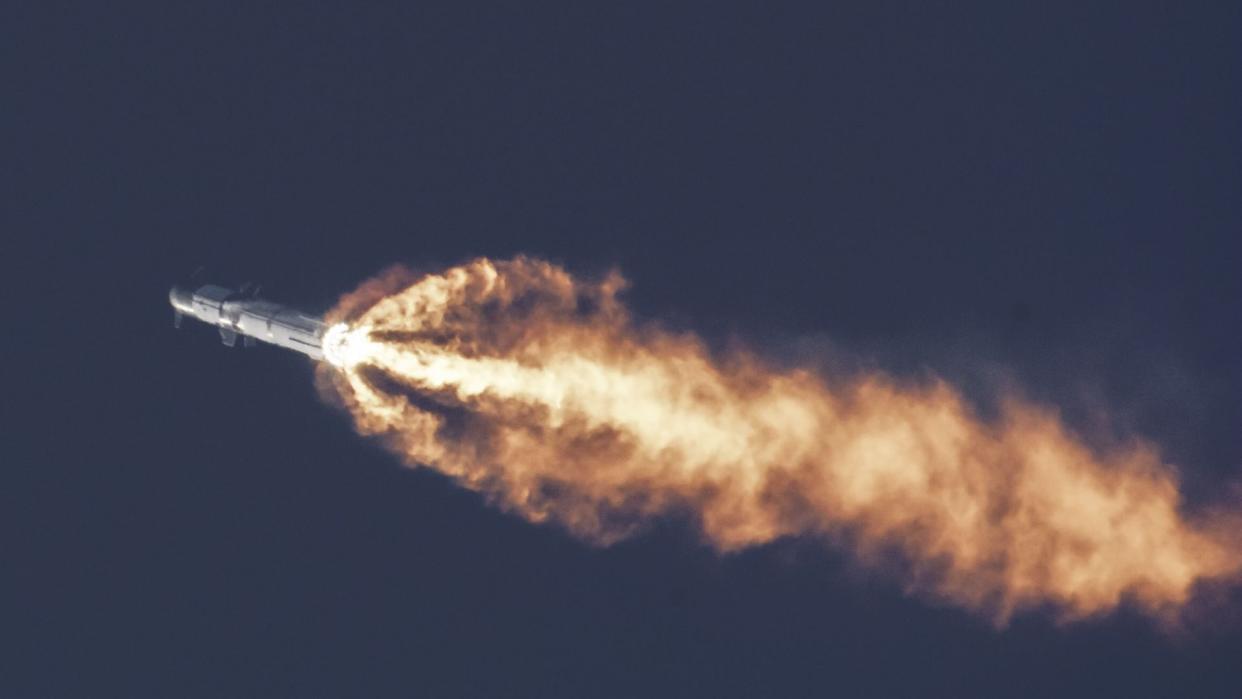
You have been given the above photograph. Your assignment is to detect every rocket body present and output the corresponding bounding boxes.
[169,284,327,360]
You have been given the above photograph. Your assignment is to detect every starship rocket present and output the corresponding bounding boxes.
[169,283,328,361]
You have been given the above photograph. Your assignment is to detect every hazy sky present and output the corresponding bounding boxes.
[8,3,1240,696]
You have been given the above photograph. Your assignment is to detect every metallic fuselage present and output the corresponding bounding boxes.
[169,284,326,360]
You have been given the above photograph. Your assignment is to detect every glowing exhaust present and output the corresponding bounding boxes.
[309,257,1240,625]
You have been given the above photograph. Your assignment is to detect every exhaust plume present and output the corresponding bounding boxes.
[318,257,1240,624]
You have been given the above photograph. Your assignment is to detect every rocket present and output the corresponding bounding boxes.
[169,283,328,361]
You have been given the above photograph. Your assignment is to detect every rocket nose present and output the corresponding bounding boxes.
[169,285,195,314]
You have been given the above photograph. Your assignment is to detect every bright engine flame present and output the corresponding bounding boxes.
[318,256,1240,624]
[323,322,365,369]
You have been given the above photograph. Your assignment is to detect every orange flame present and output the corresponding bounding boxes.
[318,257,1240,624]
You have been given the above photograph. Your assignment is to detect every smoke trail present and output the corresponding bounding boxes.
[317,256,1240,624]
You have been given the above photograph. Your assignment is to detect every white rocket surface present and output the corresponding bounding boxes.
[169,283,327,361]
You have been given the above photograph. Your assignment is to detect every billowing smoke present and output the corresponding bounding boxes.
[317,256,1240,625]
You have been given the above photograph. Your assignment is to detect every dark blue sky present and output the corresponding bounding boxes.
[8,2,1241,696]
